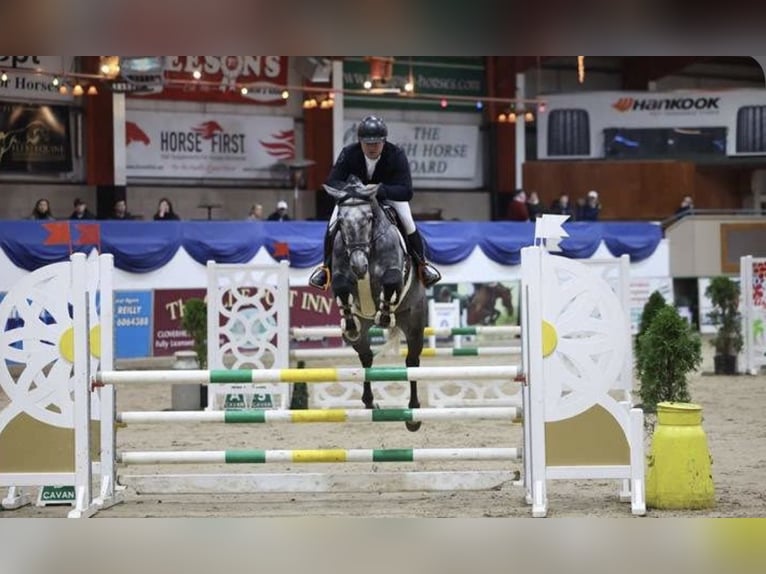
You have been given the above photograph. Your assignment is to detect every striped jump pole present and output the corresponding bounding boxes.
[95,365,523,386]
[117,406,522,425]
[289,346,521,360]
[290,325,522,339]
[118,447,522,465]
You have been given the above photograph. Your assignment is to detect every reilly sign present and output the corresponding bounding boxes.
[131,56,288,105]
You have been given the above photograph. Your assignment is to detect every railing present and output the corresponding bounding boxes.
[661,208,766,232]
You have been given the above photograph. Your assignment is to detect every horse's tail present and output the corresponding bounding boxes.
[372,324,403,358]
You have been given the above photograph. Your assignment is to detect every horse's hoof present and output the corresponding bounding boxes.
[405,421,422,432]
[344,329,361,342]
[375,311,391,328]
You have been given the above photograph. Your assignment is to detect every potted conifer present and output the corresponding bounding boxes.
[636,305,702,412]
[705,276,743,375]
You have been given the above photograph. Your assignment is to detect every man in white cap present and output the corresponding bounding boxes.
[577,190,601,221]
[267,200,291,221]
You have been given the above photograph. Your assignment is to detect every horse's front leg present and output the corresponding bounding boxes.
[332,273,361,342]
[355,345,376,410]
[375,268,402,328]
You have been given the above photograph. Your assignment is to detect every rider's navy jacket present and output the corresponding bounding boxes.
[326,142,413,202]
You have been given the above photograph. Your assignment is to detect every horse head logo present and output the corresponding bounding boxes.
[192,120,224,140]
[126,122,151,145]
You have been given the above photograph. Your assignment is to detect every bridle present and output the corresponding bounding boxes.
[336,192,384,260]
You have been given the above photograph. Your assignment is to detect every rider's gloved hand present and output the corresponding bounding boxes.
[376,185,388,201]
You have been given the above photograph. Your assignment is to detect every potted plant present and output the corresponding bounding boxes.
[181,298,207,369]
[705,276,743,375]
[636,305,702,412]
[635,290,668,382]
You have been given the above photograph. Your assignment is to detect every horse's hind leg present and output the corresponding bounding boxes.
[404,332,424,432]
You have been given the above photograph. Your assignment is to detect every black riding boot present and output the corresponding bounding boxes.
[407,230,442,288]
[309,225,335,290]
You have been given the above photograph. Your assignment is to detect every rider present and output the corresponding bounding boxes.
[309,115,442,291]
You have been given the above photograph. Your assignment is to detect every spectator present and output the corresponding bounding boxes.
[675,195,694,217]
[577,190,602,221]
[109,199,134,220]
[526,191,544,222]
[267,200,291,221]
[247,203,264,221]
[29,198,55,220]
[69,198,95,220]
[506,190,529,221]
[153,197,180,221]
[550,193,575,220]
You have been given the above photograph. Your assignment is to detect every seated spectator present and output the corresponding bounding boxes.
[109,199,134,220]
[247,203,264,221]
[526,191,544,222]
[506,190,529,221]
[675,195,694,217]
[153,197,180,221]
[550,193,575,220]
[267,200,291,221]
[29,198,55,220]
[577,190,602,221]
[69,198,95,220]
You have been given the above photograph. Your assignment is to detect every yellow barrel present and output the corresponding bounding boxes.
[646,402,715,509]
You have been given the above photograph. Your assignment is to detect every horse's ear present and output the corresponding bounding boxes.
[323,184,343,199]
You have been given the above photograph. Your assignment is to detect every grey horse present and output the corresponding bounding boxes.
[323,176,427,431]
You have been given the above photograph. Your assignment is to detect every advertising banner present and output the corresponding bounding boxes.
[0,56,74,102]
[114,291,153,359]
[0,101,72,173]
[343,57,485,111]
[125,109,294,179]
[152,288,206,357]
[131,56,288,105]
[343,119,481,184]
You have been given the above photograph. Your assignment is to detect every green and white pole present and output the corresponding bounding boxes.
[118,447,522,465]
[96,365,523,386]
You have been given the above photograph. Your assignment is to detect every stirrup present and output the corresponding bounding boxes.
[309,266,330,291]
[419,263,441,288]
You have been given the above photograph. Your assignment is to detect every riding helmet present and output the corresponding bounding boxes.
[357,116,388,143]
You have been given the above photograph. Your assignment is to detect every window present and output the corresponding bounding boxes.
[604,127,726,159]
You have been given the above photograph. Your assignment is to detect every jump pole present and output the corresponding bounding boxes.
[117,406,522,424]
[117,447,522,465]
[95,365,523,386]
[290,326,522,339]
[289,346,521,360]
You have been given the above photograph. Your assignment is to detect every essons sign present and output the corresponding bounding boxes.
[131,56,288,105]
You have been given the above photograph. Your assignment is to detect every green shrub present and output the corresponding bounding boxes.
[637,306,702,412]
[181,298,207,369]
[705,276,743,356]
[635,290,668,380]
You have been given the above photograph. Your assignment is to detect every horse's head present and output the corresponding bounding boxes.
[324,178,381,278]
